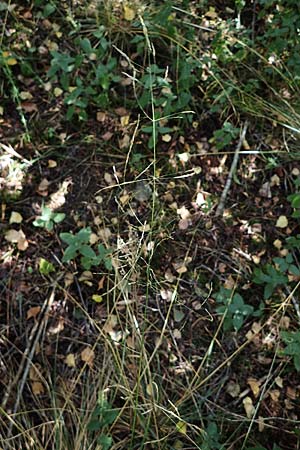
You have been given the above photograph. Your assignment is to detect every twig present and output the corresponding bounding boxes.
[216,121,249,217]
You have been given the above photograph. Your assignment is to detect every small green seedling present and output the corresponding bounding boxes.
[252,264,288,299]
[281,331,300,372]
[60,227,112,270]
[39,258,55,276]
[215,287,254,331]
[87,393,119,450]
[33,205,65,231]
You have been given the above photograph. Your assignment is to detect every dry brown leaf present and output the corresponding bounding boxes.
[102,131,113,141]
[37,178,49,196]
[47,179,72,209]
[96,111,106,122]
[178,219,190,230]
[269,389,280,402]
[286,386,297,400]
[21,102,38,113]
[64,272,74,287]
[103,314,118,334]
[81,347,95,368]
[27,306,41,320]
[5,229,28,250]
[258,182,271,198]
[31,381,44,395]
[115,107,128,116]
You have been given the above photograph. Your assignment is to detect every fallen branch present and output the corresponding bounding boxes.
[216,121,249,217]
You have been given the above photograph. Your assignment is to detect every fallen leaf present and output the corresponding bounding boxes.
[54,87,63,97]
[27,306,41,320]
[276,215,288,228]
[120,115,130,127]
[37,178,49,196]
[273,239,282,249]
[176,421,187,435]
[47,159,57,168]
[178,218,190,230]
[92,294,103,303]
[124,4,135,21]
[81,347,95,368]
[20,91,33,100]
[177,206,190,220]
[269,389,280,402]
[31,381,44,395]
[162,134,172,142]
[47,178,72,209]
[29,365,44,395]
[243,396,255,418]
[9,211,23,224]
[64,272,74,287]
[104,172,114,185]
[102,131,113,141]
[5,229,28,250]
[65,353,76,367]
[21,102,38,113]
[259,182,271,198]
[96,111,106,122]
[247,378,260,398]
[226,380,240,398]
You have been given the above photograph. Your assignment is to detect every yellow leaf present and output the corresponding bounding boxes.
[243,396,255,418]
[247,378,260,398]
[92,294,103,303]
[54,87,63,97]
[176,420,187,435]
[65,353,76,367]
[124,4,135,21]
[276,215,288,228]
[9,211,23,224]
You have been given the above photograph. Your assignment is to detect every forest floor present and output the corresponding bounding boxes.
[1,2,300,450]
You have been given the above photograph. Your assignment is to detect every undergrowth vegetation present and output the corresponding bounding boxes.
[1,1,300,449]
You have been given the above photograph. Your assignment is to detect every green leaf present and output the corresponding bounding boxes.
[53,213,66,223]
[79,245,96,259]
[60,232,75,245]
[42,4,56,18]
[62,245,78,262]
[97,435,112,450]
[290,193,300,208]
[39,258,55,276]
